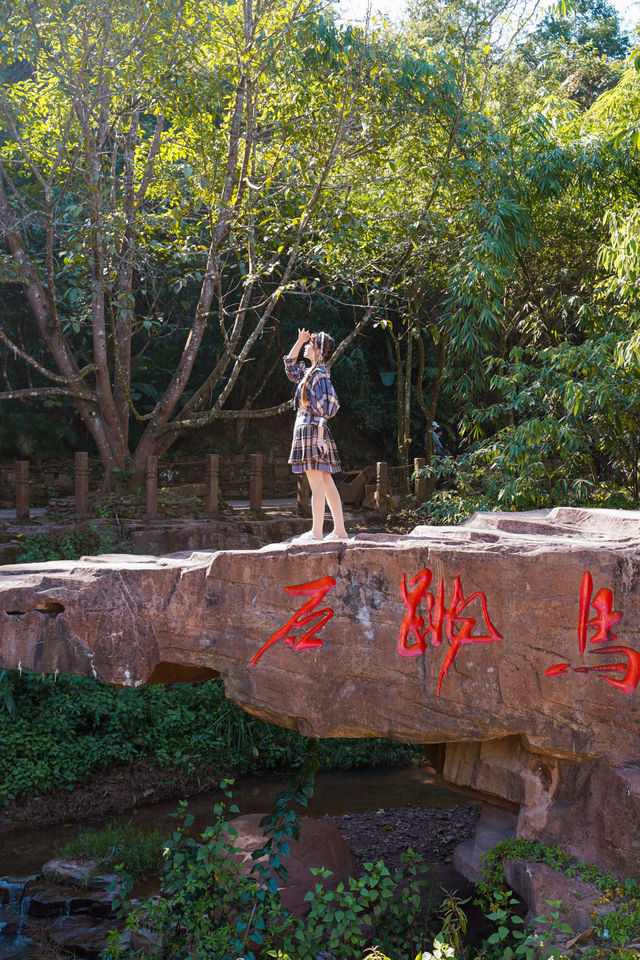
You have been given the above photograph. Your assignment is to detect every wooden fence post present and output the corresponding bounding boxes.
[414,457,427,503]
[205,454,220,513]
[15,460,29,522]
[75,452,89,516]
[249,454,263,512]
[145,455,158,518]
[296,473,310,515]
[374,461,388,513]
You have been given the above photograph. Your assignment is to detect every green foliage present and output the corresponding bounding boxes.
[0,672,421,806]
[105,767,317,960]
[478,838,607,899]
[521,0,630,61]
[106,786,286,959]
[594,897,640,951]
[482,890,571,960]
[414,329,640,524]
[278,850,434,959]
[95,802,640,960]
[103,760,443,960]
[16,522,132,563]
[55,820,166,883]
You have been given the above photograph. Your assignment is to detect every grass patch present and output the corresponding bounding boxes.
[56,820,165,883]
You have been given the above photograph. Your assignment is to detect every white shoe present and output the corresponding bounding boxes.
[324,531,350,542]
[291,531,324,543]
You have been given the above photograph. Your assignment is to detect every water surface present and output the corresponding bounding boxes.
[0,765,467,878]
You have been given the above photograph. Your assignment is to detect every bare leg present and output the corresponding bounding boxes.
[323,473,348,539]
[306,470,327,539]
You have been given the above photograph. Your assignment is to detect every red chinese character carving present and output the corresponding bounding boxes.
[439,575,503,694]
[398,568,502,694]
[572,646,640,694]
[398,568,445,656]
[545,572,637,693]
[251,576,336,666]
[544,662,571,678]
[577,571,622,652]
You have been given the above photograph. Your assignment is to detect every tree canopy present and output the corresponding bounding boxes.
[1,0,640,516]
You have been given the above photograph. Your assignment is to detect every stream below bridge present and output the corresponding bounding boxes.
[0,765,480,959]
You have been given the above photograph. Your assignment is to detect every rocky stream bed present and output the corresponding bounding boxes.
[0,798,480,959]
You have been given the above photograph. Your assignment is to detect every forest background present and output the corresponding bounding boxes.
[1,0,639,525]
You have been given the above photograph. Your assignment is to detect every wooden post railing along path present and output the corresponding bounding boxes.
[205,454,220,514]
[145,455,158,518]
[374,461,388,513]
[414,457,427,503]
[8,455,415,521]
[75,452,89,516]
[249,454,263,512]
[15,460,29,522]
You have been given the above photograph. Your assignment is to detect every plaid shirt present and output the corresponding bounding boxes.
[284,356,341,473]
[284,357,339,427]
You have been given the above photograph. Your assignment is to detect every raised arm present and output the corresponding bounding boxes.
[286,328,311,360]
[284,328,311,383]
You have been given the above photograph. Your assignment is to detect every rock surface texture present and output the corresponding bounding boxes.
[227,814,355,917]
[2,506,640,885]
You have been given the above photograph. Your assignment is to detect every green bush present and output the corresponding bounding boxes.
[412,333,640,528]
[98,781,583,960]
[16,522,133,563]
[96,776,640,960]
[0,672,422,806]
[102,766,442,960]
[277,851,433,960]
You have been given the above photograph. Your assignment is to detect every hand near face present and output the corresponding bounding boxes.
[298,328,311,343]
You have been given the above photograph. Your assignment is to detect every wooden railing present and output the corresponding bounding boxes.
[6,455,430,522]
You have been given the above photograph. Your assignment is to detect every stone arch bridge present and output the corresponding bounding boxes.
[1,507,639,885]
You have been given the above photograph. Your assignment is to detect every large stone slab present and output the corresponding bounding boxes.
[227,814,355,917]
[2,507,640,878]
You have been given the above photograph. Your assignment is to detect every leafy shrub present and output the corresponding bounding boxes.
[16,522,132,563]
[105,770,317,960]
[277,850,433,960]
[100,784,640,960]
[412,332,640,527]
[478,838,640,960]
[103,763,443,960]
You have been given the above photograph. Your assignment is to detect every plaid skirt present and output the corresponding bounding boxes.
[289,415,341,474]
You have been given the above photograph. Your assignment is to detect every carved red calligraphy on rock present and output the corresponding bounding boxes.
[573,646,640,694]
[251,576,336,666]
[577,571,622,652]
[398,568,502,694]
[545,571,636,693]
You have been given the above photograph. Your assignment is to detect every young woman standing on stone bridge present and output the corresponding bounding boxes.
[284,328,348,542]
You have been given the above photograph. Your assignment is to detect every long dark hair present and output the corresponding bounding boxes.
[300,331,335,407]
